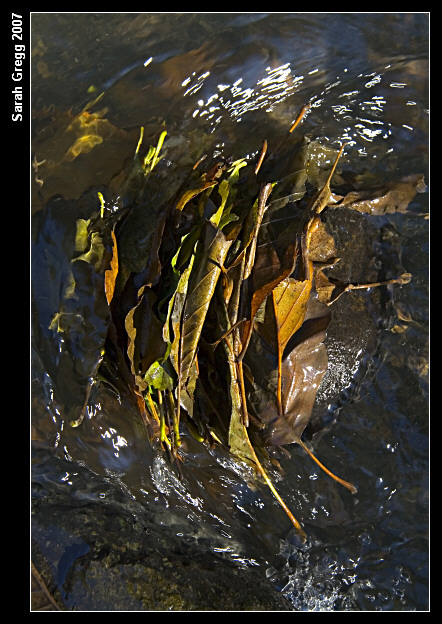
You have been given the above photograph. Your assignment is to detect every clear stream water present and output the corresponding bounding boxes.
[31,13,429,611]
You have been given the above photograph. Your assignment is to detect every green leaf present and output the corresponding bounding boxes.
[178,222,234,389]
[166,244,197,366]
[143,129,167,173]
[144,360,174,392]
[209,178,230,227]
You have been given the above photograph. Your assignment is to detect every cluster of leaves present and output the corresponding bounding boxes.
[61,109,424,537]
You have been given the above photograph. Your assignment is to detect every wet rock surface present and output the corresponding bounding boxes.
[307,206,390,436]
[31,452,292,611]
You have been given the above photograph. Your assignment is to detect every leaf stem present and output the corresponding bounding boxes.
[289,102,311,133]
[298,438,357,494]
[243,424,307,540]
[236,359,249,427]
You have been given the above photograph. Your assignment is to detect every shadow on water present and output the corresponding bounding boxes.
[31,13,428,611]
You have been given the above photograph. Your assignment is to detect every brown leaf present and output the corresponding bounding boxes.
[240,240,298,358]
[260,292,331,447]
[104,229,118,305]
[125,286,168,391]
[336,173,426,215]
[243,183,273,279]
[271,278,311,414]
[303,143,346,221]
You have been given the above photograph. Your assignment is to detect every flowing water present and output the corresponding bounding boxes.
[31,13,429,611]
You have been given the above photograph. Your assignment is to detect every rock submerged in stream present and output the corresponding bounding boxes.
[31,453,292,612]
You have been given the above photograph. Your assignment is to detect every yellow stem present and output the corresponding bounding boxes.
[236,359,249,427]
[272,291,284,418]
[145,392,160,425]
[243,424,306,540]
[298,439,357,494]
[168,390,181,448]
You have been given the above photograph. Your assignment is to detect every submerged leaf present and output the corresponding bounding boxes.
[304,143,346,223]
[72,230,106,272]
[64,133,103,161]
[335,173,426,215]
[144,129,167,173]
[31,107,139,208]
[224,315,307,536]
[74,219,90,252]
[167,249,197,372]
[225,330,255,466]
[45,116,418,534]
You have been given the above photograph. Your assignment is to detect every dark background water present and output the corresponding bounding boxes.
[31,13,429,611]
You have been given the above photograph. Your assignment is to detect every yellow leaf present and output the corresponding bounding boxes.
[105,230,119,305]
[175,181,217,212]
[272,277,311,415]
[272,278,311,353]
